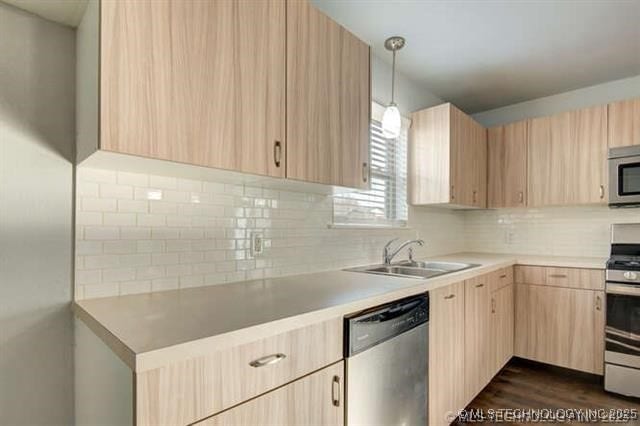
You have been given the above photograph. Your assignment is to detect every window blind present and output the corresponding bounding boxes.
[332,103,409,227]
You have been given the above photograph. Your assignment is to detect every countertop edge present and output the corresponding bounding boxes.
[72,302,137,370]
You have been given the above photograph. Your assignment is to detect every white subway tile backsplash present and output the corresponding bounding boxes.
[76,168,465,299]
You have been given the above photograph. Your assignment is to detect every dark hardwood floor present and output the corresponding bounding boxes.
[453,358,640,425]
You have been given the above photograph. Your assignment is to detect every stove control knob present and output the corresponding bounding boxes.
[623,271,638,280]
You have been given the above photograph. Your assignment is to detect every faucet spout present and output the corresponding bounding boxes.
[382,239,425,265]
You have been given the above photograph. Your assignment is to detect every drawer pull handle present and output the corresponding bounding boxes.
[599,184,605,199]
[332,375,341,407]
[549,274,567,278]
[475,283,484,288]
[249,353,286,368]
[362,162,368,183]
[518,191,524,204]
[472,190,477,204]
[500,274,507,279]
[273,141,282,168]
[444,294,456,300]
[595,295,602,311]
[491,297,496,313]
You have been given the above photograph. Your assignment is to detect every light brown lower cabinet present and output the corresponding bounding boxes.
[515,283,605,374]
[490,283,514,372]
[464,274,493,403]
[194,362,344,426]
[429,282,466,426]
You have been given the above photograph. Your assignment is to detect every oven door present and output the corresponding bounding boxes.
[605,283,640,368]
[609,154,640,205]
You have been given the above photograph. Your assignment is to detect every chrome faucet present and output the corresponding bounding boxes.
[382,238,425,265]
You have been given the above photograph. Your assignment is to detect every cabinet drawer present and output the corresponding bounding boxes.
[136,318,342,426]
[515,266,604,290]
[194,362,344,426]
[490,267,513,292]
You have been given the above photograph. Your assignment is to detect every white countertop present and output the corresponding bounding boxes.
[73,252,606,372]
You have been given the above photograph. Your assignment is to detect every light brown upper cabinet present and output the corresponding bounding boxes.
[609,97,640,148]
[286,0,371,189]
[487,121,528,208]
[99,0,286,177]
[409,103,487,208]
[78,0,371,189]
[527,105,607,206]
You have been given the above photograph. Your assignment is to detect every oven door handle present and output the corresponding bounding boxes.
[606,283,640,296]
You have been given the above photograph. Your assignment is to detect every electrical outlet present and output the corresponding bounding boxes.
[250,232,264,257]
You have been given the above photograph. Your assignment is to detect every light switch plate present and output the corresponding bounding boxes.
[250,232,264,257]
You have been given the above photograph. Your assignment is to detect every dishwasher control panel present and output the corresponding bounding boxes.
[344,293,429,357]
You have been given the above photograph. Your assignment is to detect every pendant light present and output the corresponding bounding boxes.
[381,36,405,139]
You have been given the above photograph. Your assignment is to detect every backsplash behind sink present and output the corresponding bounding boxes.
[74,167,465,299]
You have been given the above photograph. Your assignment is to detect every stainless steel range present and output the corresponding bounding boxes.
[605,223,640,398]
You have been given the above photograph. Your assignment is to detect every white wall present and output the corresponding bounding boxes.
[472,74,640,127]
[0,3,75,424]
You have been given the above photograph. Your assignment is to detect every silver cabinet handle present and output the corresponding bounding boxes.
[451,185,455,201]
[549,274,567,278]
[332,375,341,407]
[599,185,605,199]
[491,297,496,314]
[475,283,484,288]
[362,162,368,183]
[595,295,602,311]
[518,191,524,204]
[249,353,286,368]
[273,141,282,168]
[472,190,477,204]
[500,274,507,279]
[444,294,456,300]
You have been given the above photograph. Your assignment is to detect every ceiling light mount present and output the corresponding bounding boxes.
[384,36,406,52]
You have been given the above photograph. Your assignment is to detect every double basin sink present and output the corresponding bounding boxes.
[345,260,479,279]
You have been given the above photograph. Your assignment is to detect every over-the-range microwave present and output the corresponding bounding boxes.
[609,145,640,207]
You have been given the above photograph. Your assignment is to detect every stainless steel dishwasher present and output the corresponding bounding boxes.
[344,294,429,426]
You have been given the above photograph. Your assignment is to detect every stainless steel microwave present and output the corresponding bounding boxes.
[609,146,640,207]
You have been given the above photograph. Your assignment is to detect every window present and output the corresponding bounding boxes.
[332,102,410,227]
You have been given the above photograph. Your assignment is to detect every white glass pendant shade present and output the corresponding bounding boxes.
[381,103,401,139]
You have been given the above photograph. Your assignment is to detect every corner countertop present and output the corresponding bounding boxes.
[73,252,606,372]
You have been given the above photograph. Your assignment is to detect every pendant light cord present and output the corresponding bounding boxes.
[391,50,396,105]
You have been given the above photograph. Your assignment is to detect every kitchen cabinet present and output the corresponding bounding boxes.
[99,0,286,178]
[490,283,514,372]
[609,97,640,148]
[487,121,528,208]
[286,0,371,189]
[136,318,342,426]
[194,362,344,426]
[527,105,607,206]
[78,0,370,190]
[429,282,466,426]
[409,103,487,208]
[515,283,605,375]
[464,274,493,402]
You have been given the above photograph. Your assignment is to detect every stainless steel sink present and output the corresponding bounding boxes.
[345,261,479,280]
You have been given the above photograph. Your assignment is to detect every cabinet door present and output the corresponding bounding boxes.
[515,284,605,374]
[451,106,487,207]
[464,274,492,402]
[195,362,344,426]
[609,98,640,148]
[429,282,465,426]
[528,106,607,206]
[286,0,370,189]
[100,0,286,177]
[488,122,528,208]
[490,284,514,373]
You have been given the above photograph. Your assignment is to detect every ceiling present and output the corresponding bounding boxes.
[5,0,639,113]
[2,0,87,27]
[312,0,640,113]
